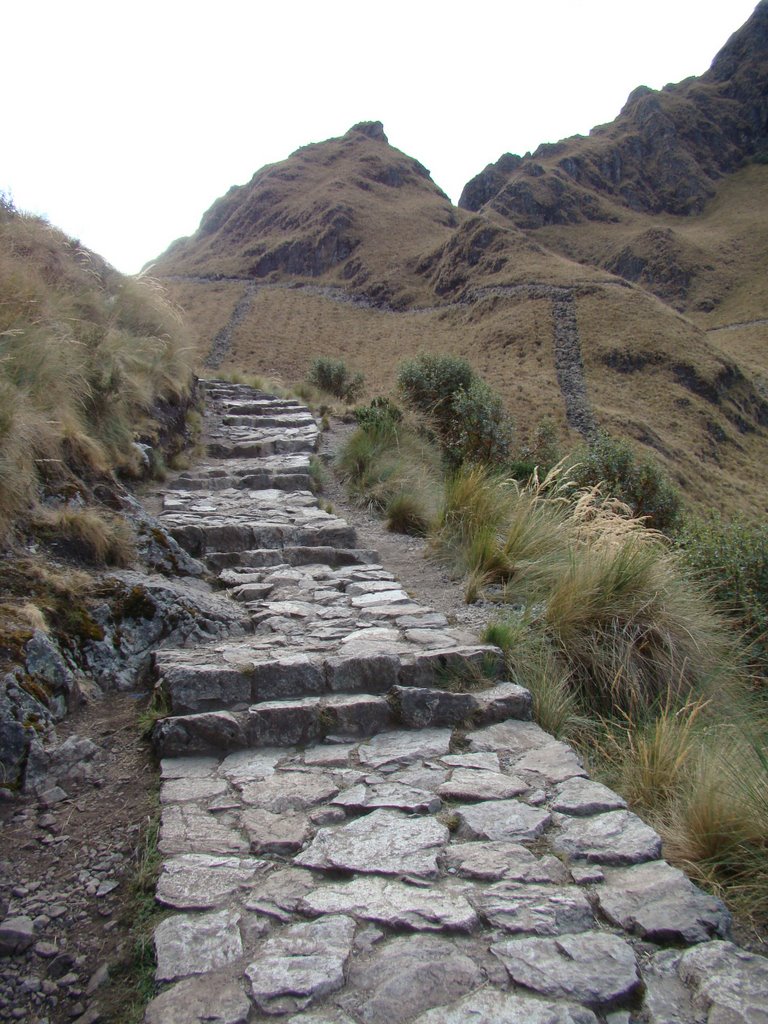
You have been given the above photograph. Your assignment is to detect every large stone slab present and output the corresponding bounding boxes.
[154,909,242,981]
[472,881,594,935]
[492,931,641,1008]
[675,941,768,1024]
[159,804,248,856]
[551,777,627,816]
[244,915,356,1015]
[341,934,483,1024]
[145,975,251,1024]
[240,772,339,811]
[244,867,318,920]
[218,748,284,785]
[357,729,452,768]
[299,876,478,932]
[156,853,267,910]
[437,767,527,802]
[242,807,311,855]
[160,777,231,804]
[455,799,551,842]
[552,810,662,865]
[466,719,553,755]
[443,842,567,884]
[295,808,449,877]
[513,740,587,783]
[596,860,731,943]
[332,781,441,814]
[411,990,599,1024]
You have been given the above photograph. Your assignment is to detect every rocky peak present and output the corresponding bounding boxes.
[348,120,389,143]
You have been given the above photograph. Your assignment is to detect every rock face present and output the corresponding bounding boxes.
[142,381,768,1024]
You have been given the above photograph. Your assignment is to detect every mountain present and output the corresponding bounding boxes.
[149,4,768,517]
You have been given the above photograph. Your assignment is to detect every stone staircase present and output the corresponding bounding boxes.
[144,380,768,1024]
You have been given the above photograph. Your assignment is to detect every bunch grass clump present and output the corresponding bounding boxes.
[0,204,194,540]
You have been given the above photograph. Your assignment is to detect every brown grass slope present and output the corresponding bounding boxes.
[150,51,768,517]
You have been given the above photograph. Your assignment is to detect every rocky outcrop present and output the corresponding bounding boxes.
[460,2,768,223]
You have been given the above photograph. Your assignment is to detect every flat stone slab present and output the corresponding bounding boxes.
[155,853,267,910]
[437,767,528,802]
[412,990,600,1023]
[596,860,731,942]
[295,808,449,877]
[514,740,587,783]
[242,807,311,854]
[332,781,441,814]
[551,777,627,816]
[492,931,641,1008]
[159,804,248,856]
[160,777,231,804]
[342,934,483,1024]
[552,810,662,865]
[154,908,242,981]
[443,842,567,884]
[472,881,594,935]
[357,729,453,768]
[676,941,768,1024]
[218,747,284,784]
[455,799,551,842]
[240,772,339,810]
[244,914,356,1015]
[299,875,478,932]
[145,975,251,1024]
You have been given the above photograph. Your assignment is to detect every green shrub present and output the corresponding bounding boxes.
[569,432,681,532]
[354,396,403,431]
[397,354,513,467]
[676,513,768,670]
[307,358,364,402]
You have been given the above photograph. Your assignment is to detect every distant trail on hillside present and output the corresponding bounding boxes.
[552,289,598,441]
[204,282,257,369]
[707,318,768,332]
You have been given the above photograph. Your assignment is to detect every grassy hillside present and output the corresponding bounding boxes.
[0,197,195,541]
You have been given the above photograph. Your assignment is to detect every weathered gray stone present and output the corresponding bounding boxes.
[145,975,251,1024]
[466,719,553,755]
[472,682,533,724]
[411,990,599,1023]
[156,853,267,910]
[437,767,527,802]
[472,881,594,935]
[319,693,394,736]
[153,710,248,758]
[218,747,284,785]
[443,842,567,883]
[295,808,449,877]
[439,752,501,771]
[240,772,339,811]
[247,699,322,747]
[244,867,318,920]
[0,916,35,956]
[244,915,356,1015]
[455,799,551,842]
[514,740,587,783]
[391,686,476,728]
[303,743,355,767]
[332,781,441,814]
[160,777,230,804]
[161,757,219,780]
[677,941,768,1022]
[154,909,242,981]
[357,729,452,768]
[596,860,730,942]
[342,934,483,1024]
[299,876,477,932]
[492,931,640,1008]
[552,777,627,816]
[552,810,662,865]
[242,807,311,854]
[159,804,248,856]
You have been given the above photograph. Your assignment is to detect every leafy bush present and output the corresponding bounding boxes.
[569,432,681,532]
[677,513,768,669]
[397,354,513,466]
[354,396,403,431]
[307,357,364,402]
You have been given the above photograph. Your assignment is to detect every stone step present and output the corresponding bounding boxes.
[154,643,508,716]
[207,435,318,459]
[166,518,358,558]
[151,681,531,757]
[222,414,316,429]
[206,546,379,570]
[171,470,312,493]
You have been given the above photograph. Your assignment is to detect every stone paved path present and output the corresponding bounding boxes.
[144,381,768,1023]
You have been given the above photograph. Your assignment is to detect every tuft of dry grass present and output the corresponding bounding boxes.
[33,508,136,567]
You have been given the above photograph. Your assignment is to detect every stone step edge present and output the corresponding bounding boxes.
[151,682,532,758]
[205,547,380,570]
[155,645,507,715]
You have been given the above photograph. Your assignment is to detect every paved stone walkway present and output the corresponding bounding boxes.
[145,381,768,1023]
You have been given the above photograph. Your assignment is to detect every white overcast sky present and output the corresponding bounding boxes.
[3,0,760,274]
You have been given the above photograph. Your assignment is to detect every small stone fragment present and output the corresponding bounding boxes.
[437,768,527,802]
[242,808,311,854]
[552,777,627,816]
[0,916,35,956]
